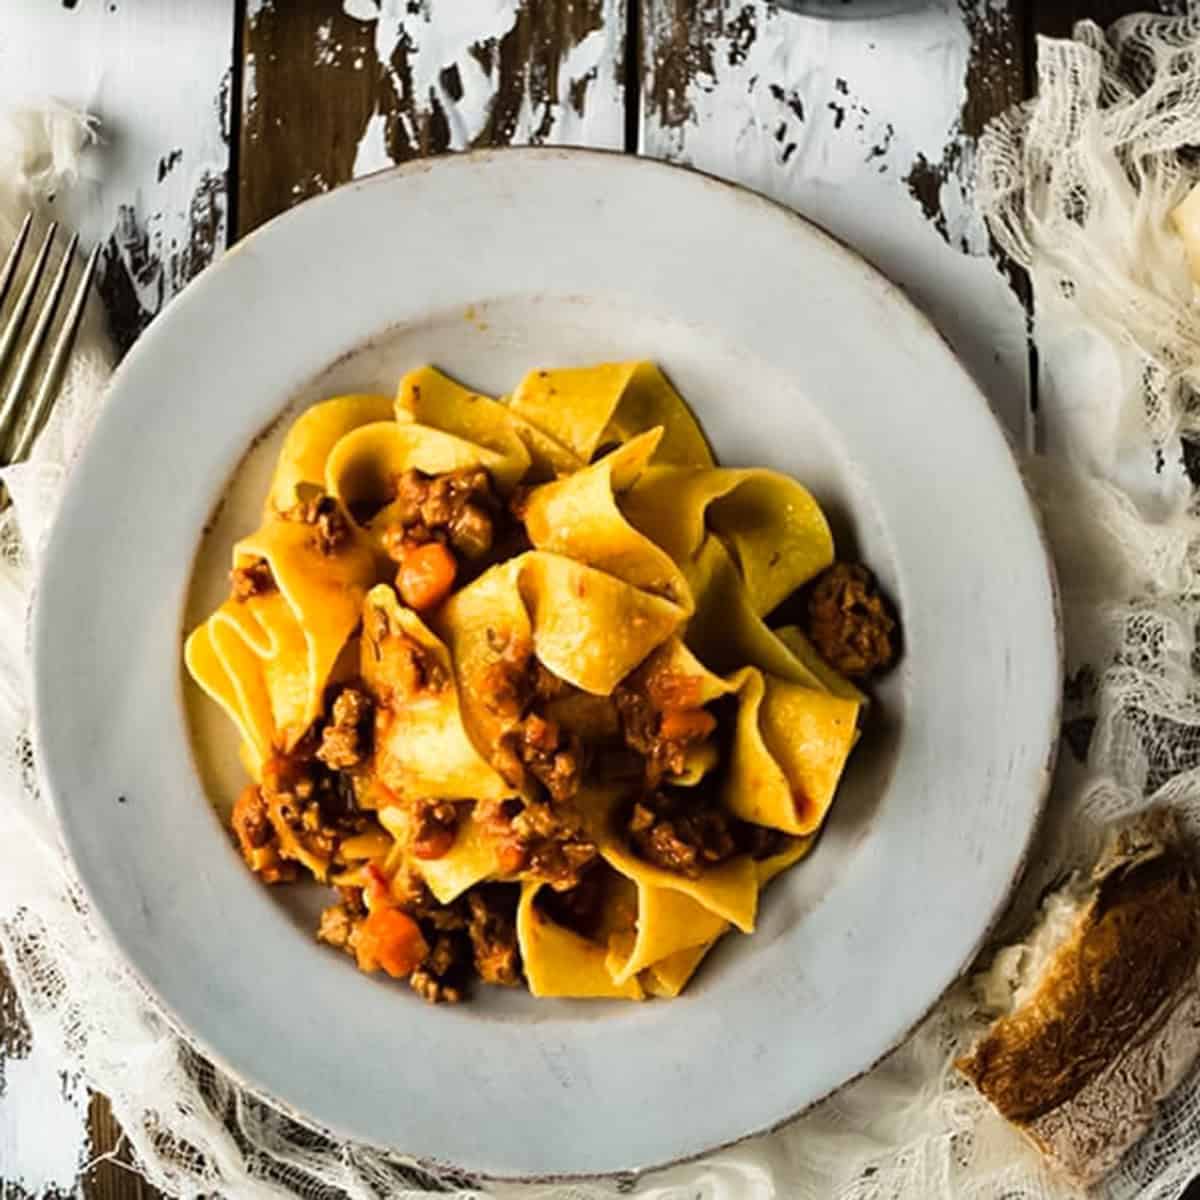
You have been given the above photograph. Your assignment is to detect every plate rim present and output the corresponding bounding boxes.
[31,145,1062,1182]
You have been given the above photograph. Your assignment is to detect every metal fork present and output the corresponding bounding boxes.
[0,212,100,477]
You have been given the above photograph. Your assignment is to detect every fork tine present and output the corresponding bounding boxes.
[0,231,77,455]
[7,243,100,466]
[0,220,58,382]
[0,213,33,311]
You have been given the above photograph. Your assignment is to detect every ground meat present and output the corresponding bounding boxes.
[408,972,452,1003]
[231,784,297,883]
[478,635,535,722]
[614,683,717,788]
[384,466,500,561]
[507,484,533,524]
[391,871,468,932]
[502,799,598,890]
[478,641,583,801]
[805,563,897,678]
[317,685,374,770]
[626,791,739,879]
[410,799,462,860]
[340,884,367,917]
[283,486,351,554]
[534,863,609,940]
[530,659,572,704]
[479,631,568,708]
[409,933,466,1004]
[232,783,272,850]
[737,824,793,861]
[614,687,659,761]
[259,754,366,870]
[317,887,368,955]
[467,888,522,987]
[230,557,275,600]
[317,901,355,949]
[591,745,650,786]
[478,662,525,725]
[500,713,582,804]
[363,608,447,703]
[509,799,569,842]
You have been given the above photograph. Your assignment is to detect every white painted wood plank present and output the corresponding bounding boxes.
[240,0,626,233]
[0,6,234,1190]
[641,0,1031,442]
[0,0,235,351]
[342,0,627,167]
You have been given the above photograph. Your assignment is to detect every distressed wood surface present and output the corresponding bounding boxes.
[0,9,235,1197]
[1,2,1196,1198]
[640,0,1033,439]
[0,3,234,357]
[239,0,627,235]
[0,5,233,1191]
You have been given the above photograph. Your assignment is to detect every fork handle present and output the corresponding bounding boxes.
[8,243,101,467]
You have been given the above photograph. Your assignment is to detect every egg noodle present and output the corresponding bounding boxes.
[185,362,890,1002]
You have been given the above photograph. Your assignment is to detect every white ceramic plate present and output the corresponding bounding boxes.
[33,149,1059,1180]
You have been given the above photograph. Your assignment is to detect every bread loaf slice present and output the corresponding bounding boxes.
[956,811,1200,1188]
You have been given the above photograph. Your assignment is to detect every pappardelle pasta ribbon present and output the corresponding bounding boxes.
[185,361,898,1003]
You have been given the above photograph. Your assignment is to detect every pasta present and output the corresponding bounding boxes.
[185,362,898,1003]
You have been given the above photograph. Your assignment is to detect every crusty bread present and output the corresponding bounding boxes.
[956,810,1200,1188]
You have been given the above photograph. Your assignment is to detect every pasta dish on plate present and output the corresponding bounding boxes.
[184,361,897,1003]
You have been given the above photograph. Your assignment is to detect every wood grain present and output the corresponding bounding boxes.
[85,1095,155,1200]
[238,0,627,236]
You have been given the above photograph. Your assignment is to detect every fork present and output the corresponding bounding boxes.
[0,212,100,480]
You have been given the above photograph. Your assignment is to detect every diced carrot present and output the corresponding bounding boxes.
[353,906,429,978]
[659,707,717,742]
[397,542,458,611]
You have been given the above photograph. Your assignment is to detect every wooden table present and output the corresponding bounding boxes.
[0,1,1190,1196]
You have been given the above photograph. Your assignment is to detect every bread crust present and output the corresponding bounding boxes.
[956,812,1200,1186]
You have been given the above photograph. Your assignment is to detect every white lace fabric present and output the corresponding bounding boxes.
[5,13,1200,1198]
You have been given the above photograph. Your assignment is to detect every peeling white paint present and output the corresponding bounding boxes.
[0,4,232,1182]
[642,0,1029,439]
[244,50,259,123]
[342,0,624,156]
[353,109,391,177]
[0,1040,89,1195]
[0,1,231,336]
[537,21,624,145]
[369,0,522,144]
